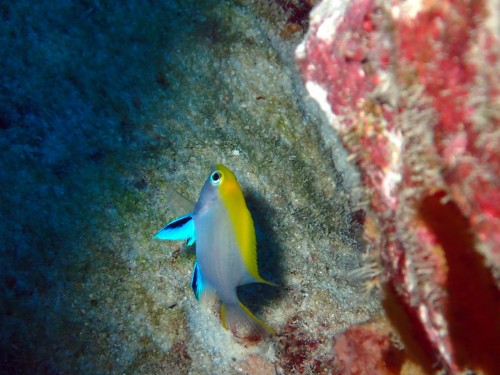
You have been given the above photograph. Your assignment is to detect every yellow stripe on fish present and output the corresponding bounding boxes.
[215,164,272,286]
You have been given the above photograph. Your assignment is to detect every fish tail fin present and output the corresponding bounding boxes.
[221,301,275,337]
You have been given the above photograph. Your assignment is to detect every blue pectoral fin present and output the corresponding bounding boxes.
[154,214,195,245]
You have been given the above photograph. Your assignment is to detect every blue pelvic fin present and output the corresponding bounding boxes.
[191,262,204,300]
[154,214,195,245]
[191,262,215,305]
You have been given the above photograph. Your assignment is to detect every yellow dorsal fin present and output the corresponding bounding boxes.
[216,164,268,283]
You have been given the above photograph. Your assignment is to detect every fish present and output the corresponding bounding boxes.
[155,164,275,337]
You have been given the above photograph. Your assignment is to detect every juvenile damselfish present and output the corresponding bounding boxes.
[155,164,274,337]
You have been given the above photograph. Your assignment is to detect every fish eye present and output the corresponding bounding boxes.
[210,170,222,185]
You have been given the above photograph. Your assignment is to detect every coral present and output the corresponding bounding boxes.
[278,314,334,374]
[333,321,405,375]
[297,0,500,373]
[274,0,315,27]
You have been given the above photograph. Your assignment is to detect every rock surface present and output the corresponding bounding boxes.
[0,1,378,373]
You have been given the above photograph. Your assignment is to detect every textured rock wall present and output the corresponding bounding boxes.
[1,1,378,373]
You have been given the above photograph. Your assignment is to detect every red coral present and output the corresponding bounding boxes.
[333,324,405,375]
[279,315,334,374]
[297,0,500,373]
[274,0,314,27]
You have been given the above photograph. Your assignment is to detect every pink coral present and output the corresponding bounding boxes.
[333,322,404,375]
[297,0,500,373]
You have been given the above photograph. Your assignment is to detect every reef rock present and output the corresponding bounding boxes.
[297,0,500,373]
[0,1,379,373]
